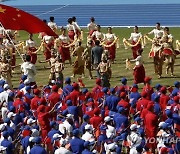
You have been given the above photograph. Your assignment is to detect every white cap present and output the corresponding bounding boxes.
[7,112,16,118]
[51,80,56,84]
[31,129,39,137]
[66,114,73,119]
[24,79,30,85]
[130,124,139,131]
[27,118,36,125]
[29,137,35,142]
[108,143,116,150]
[3,84,9,89]
[162,132,170,138]
[0,123,7,131]
[158,122,165,128]
[85,124,93,130]
[53,133,62,139]
[104,116,112,122]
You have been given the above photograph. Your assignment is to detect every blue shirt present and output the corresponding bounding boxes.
[172,87,179,95]
[113,114,128,131]
[70,137,85,153]
[48,129,61,139]
[63,84,73,96]
[21,136,30,153]
[30,145,47,154]
[80,122,88,134]
[130,92,141,104]
[6,126,14,138]
[105,95,119,112]
[82,149,93,154]
[1,139,14,154]
[67,106,79,121]
[18,83,25,90]
[154,102,161,115]
[0,87,4,93]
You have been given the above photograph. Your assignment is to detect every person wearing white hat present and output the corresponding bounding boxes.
[104,142,117,154]
[26,137,35,154]
[59,114,73,136]
[82,124,95,142]
[27,118,36,127]
[127,124,142,154]
[20,79,30,94]
[7,112,16,130]
[104,116,116,139]
[54,138,72,154]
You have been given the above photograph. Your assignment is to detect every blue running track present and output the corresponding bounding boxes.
[15,4,180,27]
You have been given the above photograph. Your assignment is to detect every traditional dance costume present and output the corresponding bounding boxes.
[91,31,104,42]
[58,34,71,62]
[26,39,37,64]
[87,22,97,36]
[104,33,117,61]
[128,32,142,59]
[43,35,54,60]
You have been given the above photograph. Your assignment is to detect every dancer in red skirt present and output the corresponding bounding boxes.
[42,34,54,60]
[91,25,104,43]
[130,49,145,84]
[58,28,72,65]
[127,26,143,59]
[104,27,117,62]
[87,17,97,37]
[67,18,77,41]
[25,34,37,64]
[72,16,81,39]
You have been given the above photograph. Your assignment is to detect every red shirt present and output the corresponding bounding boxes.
[38,112,51,131]
[13,98,24,112]
[67,90,80,106]
[136,98,150,111]
[142,85,154,100]
[31,96,41,110]
[92,85,103,101]
[160,94,170,111]
[48,92,60,108]
[90,115,103,129]
[118,99,130,110]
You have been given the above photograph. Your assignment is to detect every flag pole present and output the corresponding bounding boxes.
[0,22,24,61]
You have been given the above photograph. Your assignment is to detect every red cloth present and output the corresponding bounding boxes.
[48,92,60,108]
[131,41,141,59]
[0,4,57,36]
[44,42,53,60]
[136,98,150,111]
[68,30,75,40]
[59,42,70,62]
[89,30,96,36]
[66,90,80,106]
[163,48,173,55]
[13,98,25,112]
[142,85,154,100]
[92,85,103,101]
[133,65,145,84]
[28,47,37,64]
[160,94,170,111]
[31,96,41,110]
[90,115,103,129]
[105,41,116,60]
[118,99,130,110]
[144,111,158,149]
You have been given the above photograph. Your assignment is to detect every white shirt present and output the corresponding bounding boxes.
[72,22,81,31]
[128,32,142,42]
[106,125,116,138]
[21,62,36,82]
[82,131,95,141]
[26,39,36,48]
[0,27,5,36]
[59,35,70,44]
[87,22,97,31]
[55,147,72,154]
[105,33,116,42]
[48,22,58,30]
[59,120,73,135]
[0,90,9,105]
[43,35,53,44]
[148,29,164,38]
[66,24,76,33]
[92,31,104,41]
[127,131,142,149]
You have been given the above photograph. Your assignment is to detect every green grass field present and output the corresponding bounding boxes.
[13,27,180,89]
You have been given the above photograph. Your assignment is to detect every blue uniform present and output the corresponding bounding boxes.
[1,139,14,154]
[29,145,47,154]
[18,83,25,90]
[48,129,61,139]
[21,136,30,153]
[6,126,14,138]
[82,149,93,154]
[113,114,128,131]
[172,87,179,95]
[105,95,119,112]
[154,102,161,115]
[63,84,74,96]
[80,122,88,134]
[130,92,141,104]
[70,137,85,153]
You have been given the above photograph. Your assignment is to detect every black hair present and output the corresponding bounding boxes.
[50,16,55,22]
[97,25,101,28]
[26,55,31,62]
[68,18,72,24]
[95,40,100,46]
[43,19,47,24]
[134,25,138,29]
[156,22,160,26]
[90,17,95,22]
[72,16,76,22]
[164,27,169,31]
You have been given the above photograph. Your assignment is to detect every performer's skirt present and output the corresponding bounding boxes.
[89,30,96,36]
[131,41,141,59]
[59,43,70,62]
[73,61,84,75]
[44,42,53,60]
[133,65,145,84]
[163,48,173,56]
[105,41,116,60]
[28,47,37,64]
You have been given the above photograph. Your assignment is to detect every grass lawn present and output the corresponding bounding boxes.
[12,27,180,89]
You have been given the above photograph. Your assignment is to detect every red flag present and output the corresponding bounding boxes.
[0,4,57,37]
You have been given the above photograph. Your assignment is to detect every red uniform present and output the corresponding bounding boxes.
[90,115,103,129]
[142,84,154,100]
[67,90,80,106]
[160,94,170,111]
[13,98,25,112]
[48,92,60,109]
[136,98,150,111]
